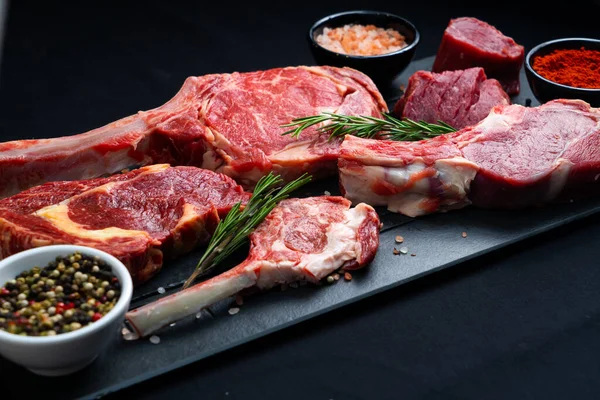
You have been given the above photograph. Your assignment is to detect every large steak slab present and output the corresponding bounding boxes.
[0,164,250,284]
[339,99,600,217]
[0,66,386,198]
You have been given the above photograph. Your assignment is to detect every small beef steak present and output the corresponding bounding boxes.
[393,67,510,130]
[0,66,386,199]
[339,99,600,217]
[125,196,380,337]
[0,164,250,284]
[431,17,525,96]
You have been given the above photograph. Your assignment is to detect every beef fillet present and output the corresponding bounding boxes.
[393,67,510,130]
[432,17,525,96]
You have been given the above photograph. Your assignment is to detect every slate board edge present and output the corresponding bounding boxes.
[87,58,565,399]
[0,55,554,399]
[88,202,600,400]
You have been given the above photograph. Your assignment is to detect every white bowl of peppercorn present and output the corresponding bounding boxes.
[0,245,133,376]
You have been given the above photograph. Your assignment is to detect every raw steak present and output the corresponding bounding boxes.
[0,66,386,199]
[393,67,510,130]
[0,164,250,284]
[124,196,380,337]
[431,17,525,96]
[339,99,600,217]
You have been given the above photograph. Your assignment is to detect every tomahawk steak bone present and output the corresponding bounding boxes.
[0,66,386,199]
[0,164,249,284]
[339,99,600,217]
[125,196,380,337]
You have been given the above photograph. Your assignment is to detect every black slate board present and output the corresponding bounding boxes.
[2,56,593,400]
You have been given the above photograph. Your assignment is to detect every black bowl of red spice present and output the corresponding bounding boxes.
[525,37,600,107]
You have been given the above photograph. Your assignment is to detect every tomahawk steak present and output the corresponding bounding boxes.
[0,66,386,198]
[393,67,510,130]
[124,196,380,337]
[339,99,600,217]
[0,164,250,283]
[432,17,525,95]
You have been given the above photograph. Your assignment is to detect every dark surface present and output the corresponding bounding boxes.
[1,1,600,399]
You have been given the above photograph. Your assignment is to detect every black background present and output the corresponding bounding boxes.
[1,1,600,399]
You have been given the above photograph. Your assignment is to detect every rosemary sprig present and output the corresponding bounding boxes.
[281,112,456,141]
[182,172,312,289]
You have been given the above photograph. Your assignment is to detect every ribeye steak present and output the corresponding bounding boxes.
[0,66,386,198]
[393,67,510,130]
[432,17,524,96]
[339,99,600,217]
[0,164,250,283]
[125,196,381,337]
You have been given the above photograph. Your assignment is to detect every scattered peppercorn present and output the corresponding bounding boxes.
[0,252,121,336]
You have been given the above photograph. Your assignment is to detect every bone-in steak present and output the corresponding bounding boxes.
[0,66,386,198]
[0,164,250,283]
[393,67,510,130]
[125,196,381,337]
[339,99,600,217]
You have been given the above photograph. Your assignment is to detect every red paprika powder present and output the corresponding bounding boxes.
[532,47,600,89]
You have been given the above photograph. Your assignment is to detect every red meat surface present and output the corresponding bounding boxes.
[0,165,250,284]
[393,67,510,130]
[431,17,525,96]
[0,66,386,198]
[339,99,600,217]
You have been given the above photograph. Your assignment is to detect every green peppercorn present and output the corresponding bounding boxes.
[0,251,121,336]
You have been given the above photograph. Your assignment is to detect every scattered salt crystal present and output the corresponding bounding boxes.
[149,335,161,344]
[399,247,408,254]
[195,312,203,319]
[169,323,176,327]
[228,307,240,315]
[324,190,331,196]
[121,327,139,341]
[157,287,166,294]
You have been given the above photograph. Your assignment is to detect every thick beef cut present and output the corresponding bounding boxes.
[0,164,250,284]
[339,99,600,217]
[0,66,386,199]
[431,17,525,96]
[125,196,380,337]
[393,67,510,130]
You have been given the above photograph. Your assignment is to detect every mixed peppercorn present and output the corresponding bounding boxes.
[0,252,121,336]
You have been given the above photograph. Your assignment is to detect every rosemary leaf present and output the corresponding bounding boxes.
[182,172,312,289]
[281,112,456,142]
